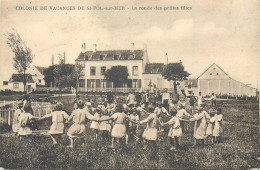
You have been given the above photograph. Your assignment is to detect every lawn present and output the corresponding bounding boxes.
[0,97,259,169]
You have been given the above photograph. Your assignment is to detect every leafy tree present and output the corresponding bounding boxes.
[161,62,190,92]
[6,29,34,93]
[105,66,129,88]
[70,61,84,95]
[43,65,57,87]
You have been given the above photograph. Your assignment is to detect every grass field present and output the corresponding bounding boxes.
[0,96,259,169]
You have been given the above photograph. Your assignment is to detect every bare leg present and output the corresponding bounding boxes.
[125,134,129,145]
[111,137,115,148]
[68,137,74,148]
[50,135,58,145]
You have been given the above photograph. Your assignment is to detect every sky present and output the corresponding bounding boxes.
[0,0,259,88]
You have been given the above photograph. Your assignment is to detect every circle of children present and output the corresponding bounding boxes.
[12,89,223,151]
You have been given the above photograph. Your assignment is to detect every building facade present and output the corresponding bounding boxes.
[26,65,46,86]
[76,43,149,92]
[197,63,257,96]
[7,73,36,92]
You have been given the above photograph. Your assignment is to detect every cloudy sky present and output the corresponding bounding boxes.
[0,0,259,88]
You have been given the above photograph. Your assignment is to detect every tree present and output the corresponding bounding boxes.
[71,61,84,95]
[6,29,34,93]
[104,66,129,88]
[43,65,57,87]
[161,62,190,92]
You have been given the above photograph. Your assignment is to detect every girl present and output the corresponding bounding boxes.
[139,105,163,160]
[206,108,216,144]
[189,106,210,146]
[162,110,182,150]
[41,102,69,146]
[90,107,101,141]
[12,102,23,134]
[99,104,128,149]
[176,104,192,133]
[99,109,111,142]
[128,108,140,142]
[213,108,223,143]
[139,105,162,149]
[67,100,98,148]
[18,105,40,140]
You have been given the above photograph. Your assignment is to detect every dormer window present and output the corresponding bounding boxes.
[85,56,88,60]
[213,68,216,70]
[100,55,104,60]
[216,73,219,75]
[210,73,212,75]
[114,55,118,60]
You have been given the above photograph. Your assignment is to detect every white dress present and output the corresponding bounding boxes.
[191,111,210,139]
[49,111,69,134]
[67,109,95,138]
[111,112,127,138]
[12,109,22,132]
[213,114,223,137]
[90,113,100,130]
[140,113,159,141]
[99,115,111,131]
[18,112,33,136]
[167,116,182,138]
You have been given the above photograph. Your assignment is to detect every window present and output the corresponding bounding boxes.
[133,79,138,88]
[90,67,96,76]
[114,55,118,60]
[85,56,88,60]
[101,66,106,75]
[3,81,8,86]
[13,83,19,88]
[38,79,41,83]
[79,79,85,88]
[210,73,212,75]
[132,66,138,76]
[216,73,219,75]
[100,55,104,60]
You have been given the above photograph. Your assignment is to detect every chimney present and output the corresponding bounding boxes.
[93,44,97,52]
[131,43,135,52]
[82,43,86,53]
[164,53,168,65]
[52,55,54,65]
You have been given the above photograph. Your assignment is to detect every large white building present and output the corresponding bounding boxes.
[76,43,149,92]
[197,63,257,97]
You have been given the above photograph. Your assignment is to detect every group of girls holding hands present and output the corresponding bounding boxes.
[12,94,223,151]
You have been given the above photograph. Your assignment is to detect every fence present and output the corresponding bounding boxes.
[0,101,55,126]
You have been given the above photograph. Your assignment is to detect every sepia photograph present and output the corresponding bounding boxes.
[0,0,259,169]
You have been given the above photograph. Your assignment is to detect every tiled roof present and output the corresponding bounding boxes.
[76,50,144,61]
[144,63,165,74]
[34,66,47,75]
[9,74,35,83]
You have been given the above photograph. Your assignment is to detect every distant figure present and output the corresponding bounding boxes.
[162,89,170,111]
[212,108,223,143]
[107,91,114,106]
[211,93,217,106]
[197,92,203,107]
[127,91,136,106]
[189,93,197,114]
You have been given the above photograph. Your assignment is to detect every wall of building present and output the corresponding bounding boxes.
[83,60,143,90]
[198,79,256,96]
[27,66,45,86]
[7,82,36,92]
